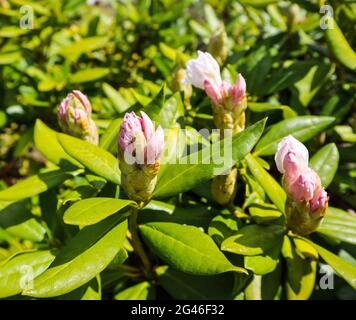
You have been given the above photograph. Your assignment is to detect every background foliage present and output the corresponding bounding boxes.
[0,0,355,300]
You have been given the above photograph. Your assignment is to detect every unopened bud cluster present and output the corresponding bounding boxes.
[275,135,328,235]
[58,90,98,145]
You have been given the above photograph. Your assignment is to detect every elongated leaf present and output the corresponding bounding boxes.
[0,201,46,242]
[34,119,82,168]
[254,116,334,156]
[0,170,71,201]
[24,216,128,297]
[146,91,184,128]
[63,197,135,226]
[99,118,122,154]
[154,119,266,198]
[282,237,317,300]
[306,240,356,290]
[310,143,339,188]
[114,281,155,300]
[325,18,356,71]
[102,83,130,114]
[317,207,356,245]
[0,251,55,298]
[156,266,244,299]
[245,153,286,212]
[139,222,247,275]
[248,102,297,119]
[139,200,215,230]
[221,224,285,256]
[59,37,109,59]
[57,133,120,184]
[70,68,110,83]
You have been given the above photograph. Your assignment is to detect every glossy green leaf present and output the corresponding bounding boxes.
[0,51,21,65]
[70,68,110,83]
[102,83,130,114]
[139,222,247,275]
[317,207,356,245]
[114,281,155,300]
[34,119,82,168]
[145,91,184,129]
[254,116,334,156]
[310,143,339,188]
[312,242,356,289]
[282,237,318,300]
[222,224,285,256]
[0,251,55,298]
[59,37,109,60]
[63,197,135,226]
[325,18,356,71]
[248,102,297,119]
[156,266,247,299]
[57,133,120,184]
[24,216,128,297]
[0,170,71,201]
[0,201,46,242]
[245,153,286,212]
[154,118,266,198]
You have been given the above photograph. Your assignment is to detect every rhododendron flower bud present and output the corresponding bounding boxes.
[186,51,247,133]
[275,135,328,236]
[58,90,98,145]
[118,111,164,204]
[208,24,228,66]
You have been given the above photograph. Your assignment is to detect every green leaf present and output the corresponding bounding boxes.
[140,200,215,230]
[325,18,356,71]
[221,224,285,256]
[310,143,339,188]
[114,281,155,300]
[139,222,247,275]
[0,51,21,65]
[0,251,55,298]
[34,119,82,168]
[0,170,71,201]
[244,251,279,276]
[145,91,184,129]
[70,68,110,83]
[282,237,318,300]
[154,119,266,198]
[305,239,356,290]
[24,216,128,297]
[245,153,286,212]
[317,207,356,245]
[248,102,297,119]
[156,266,246,299]
[102,83,130,114]
[57,133,120,184]
[208,210,240,246]
[63,197,135,226]
[0,201,46,242]
[99,118,122,153]
[59,37,109,61]
[254,116,335,156]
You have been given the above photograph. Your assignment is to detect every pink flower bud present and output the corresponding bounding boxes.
[230,74,246,105]
[186,51,222,91]
[275,135,328,235]
[310,188,328,213]
[118,111,164,165]
[57,90,98,144]
[275,135,309,175]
